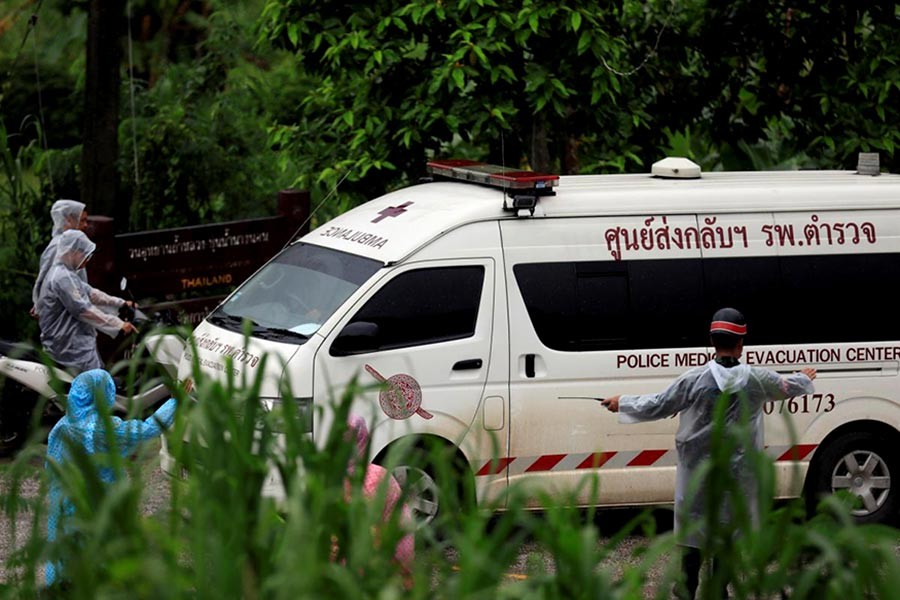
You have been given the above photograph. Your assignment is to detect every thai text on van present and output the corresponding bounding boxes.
[604,215,877,261]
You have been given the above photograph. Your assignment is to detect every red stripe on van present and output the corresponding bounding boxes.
[576,452,617,469]
[525,454,567,473]
[476,457,516,476]
[628,449,667,467]
[776,444,818,461]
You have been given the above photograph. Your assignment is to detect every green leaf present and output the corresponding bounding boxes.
[452,68,466,89]
[472,45,488,65]
[570,11,582,32]
[528,11,539,34]
[577,30,591,54]
[287,23,299,47]
[550,78,570,97]
[342,111,354,127]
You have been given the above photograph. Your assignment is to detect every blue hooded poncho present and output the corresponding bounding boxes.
[45,369,177,584]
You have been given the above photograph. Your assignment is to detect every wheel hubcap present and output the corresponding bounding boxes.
[830,449,891,517]
[392,465,439,529]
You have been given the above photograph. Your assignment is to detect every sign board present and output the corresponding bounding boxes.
[87,189,310,325]
[115,216,289,297]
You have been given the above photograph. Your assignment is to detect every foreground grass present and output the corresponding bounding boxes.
[2,349,899,599]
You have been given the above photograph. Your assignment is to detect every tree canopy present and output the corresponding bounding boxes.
[259,0,899,200]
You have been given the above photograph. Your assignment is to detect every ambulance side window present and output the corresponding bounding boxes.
[514,259,704,351]
[331,266,485,355]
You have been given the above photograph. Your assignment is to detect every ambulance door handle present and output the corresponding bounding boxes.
[525,354,535,378]
[453,358,483,371]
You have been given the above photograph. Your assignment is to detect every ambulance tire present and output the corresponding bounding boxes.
[0,381,37,458]
[806,431,900,525]
[388,440,474,534]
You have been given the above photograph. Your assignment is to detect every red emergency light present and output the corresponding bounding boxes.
[426,159,559,192]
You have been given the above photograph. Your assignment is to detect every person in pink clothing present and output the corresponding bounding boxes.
[343,414,415,583]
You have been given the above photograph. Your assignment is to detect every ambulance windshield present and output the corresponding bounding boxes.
[208,243,381,342]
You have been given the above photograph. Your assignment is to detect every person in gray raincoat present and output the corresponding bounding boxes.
[35,229,136,373]
[44,369,177,586]
[601,308,816,599]
[31,200,88,311]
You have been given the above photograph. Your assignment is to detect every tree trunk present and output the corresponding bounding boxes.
[531,118,551,173]
[81,0,124,222]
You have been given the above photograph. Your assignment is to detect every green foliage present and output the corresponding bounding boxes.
[0,120,48,341]
[648,1,900,173]
[257,0,899,207]
[123,7,297,230]
[258,0,676,206]
[0,3,87,154]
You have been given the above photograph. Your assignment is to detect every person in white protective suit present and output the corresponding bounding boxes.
[35,229,136,373]
[31,199,89,311]
[601,308,816,600]
[44,369,177,586]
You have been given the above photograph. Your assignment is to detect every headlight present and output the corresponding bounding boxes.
[260,396,313,434]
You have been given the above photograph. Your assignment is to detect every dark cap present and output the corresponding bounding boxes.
[710,307,747,337]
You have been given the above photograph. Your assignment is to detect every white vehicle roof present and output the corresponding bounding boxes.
[302,169,900,264]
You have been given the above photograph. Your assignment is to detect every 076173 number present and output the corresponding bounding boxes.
[763,393,835,415]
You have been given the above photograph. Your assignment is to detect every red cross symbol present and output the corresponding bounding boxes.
[372,201,414,223]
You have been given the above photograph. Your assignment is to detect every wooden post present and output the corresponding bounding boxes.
[85,215,121,365]
[85,215,117,294]
[81,0,124,220]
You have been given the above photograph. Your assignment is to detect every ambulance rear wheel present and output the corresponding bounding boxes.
[387,440,473,533]
[0,381,37,458]
[806,431,900,525]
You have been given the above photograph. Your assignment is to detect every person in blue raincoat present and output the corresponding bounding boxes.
[601,308,816,599]
[44,369,177,586]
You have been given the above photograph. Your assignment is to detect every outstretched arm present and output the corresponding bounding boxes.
[603,373,696,422]
[111,398,177,455]
[762,367,816,400]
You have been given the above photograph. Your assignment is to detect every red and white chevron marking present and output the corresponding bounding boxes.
[474,444,818,477]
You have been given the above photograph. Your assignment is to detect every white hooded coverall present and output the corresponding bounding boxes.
[35,230,127,372]
[32,199,87,306]
[617,360,814,548]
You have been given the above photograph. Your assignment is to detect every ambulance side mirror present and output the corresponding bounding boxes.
[330,321,380,356]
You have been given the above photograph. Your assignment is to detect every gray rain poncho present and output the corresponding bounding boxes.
[35,230,126,372]
[617,360,814,548]
[45,369,177,585]
[32,200,87,306]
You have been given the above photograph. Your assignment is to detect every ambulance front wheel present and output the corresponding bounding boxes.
[388,440,474,532]
[806,431,900,525]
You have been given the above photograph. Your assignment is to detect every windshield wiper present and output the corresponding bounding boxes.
[208,312,267,334]
[208,312,307,341]
[207,312,243,327]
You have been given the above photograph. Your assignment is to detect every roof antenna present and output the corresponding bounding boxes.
[501,131,508,196]
[282,167,354,249]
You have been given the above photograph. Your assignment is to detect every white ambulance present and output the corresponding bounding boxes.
[164,156,900,526]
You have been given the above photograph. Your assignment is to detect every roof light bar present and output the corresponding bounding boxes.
[427,159,559,192]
